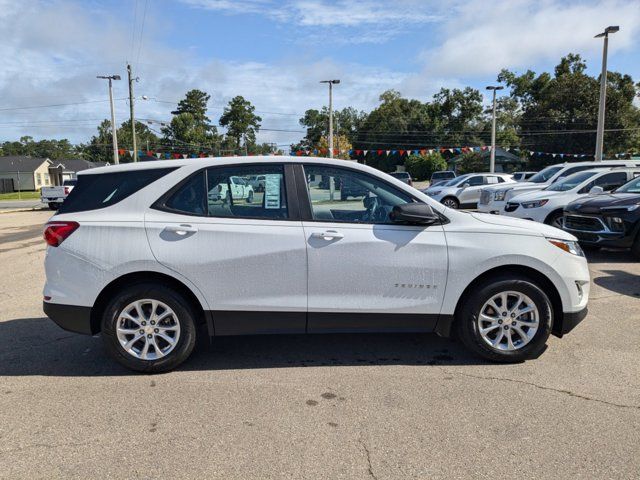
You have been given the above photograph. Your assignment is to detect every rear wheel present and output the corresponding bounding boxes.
[101,283,198,373]
[631,235,640,260]
[456,275,552,362]
[246,190,254,204]
[48,202,59,210]
[441,197,459,209]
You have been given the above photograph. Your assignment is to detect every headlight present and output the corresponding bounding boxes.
[494,190,507,201]
[548,238,584,257]
[522,199,549,209]
[429,190,441,196]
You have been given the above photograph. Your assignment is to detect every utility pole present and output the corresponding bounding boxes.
[594,26,619,161]
[320,79,340,158]
[486,85,503,173]
[97,74,121,164]
[127,64,138,162]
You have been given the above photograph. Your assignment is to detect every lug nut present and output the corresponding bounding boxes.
[141,321,146,326]
[504,325,509,330]
[512,321,516,326]
[498,319,503,324]
[150,321,155,325]
[501,312,507,316]
[139,329,144,334]
[154,328,159,333]
[511,313,516,318]
[147,334,152,338]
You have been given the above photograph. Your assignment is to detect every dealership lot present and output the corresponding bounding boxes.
[1,210,639,478]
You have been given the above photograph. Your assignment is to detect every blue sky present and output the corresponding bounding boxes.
[0,0,638,148]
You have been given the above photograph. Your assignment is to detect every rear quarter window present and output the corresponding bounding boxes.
[57,168,176,214]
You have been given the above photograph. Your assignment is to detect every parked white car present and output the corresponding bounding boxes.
[424,172,515,209]
[208,175,255,203]
[478,160,640,214]
[43,156,589,372]
[502,167,640,227]
[40,179,77,210]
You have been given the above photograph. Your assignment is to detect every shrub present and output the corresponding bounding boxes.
[404,152,447,181]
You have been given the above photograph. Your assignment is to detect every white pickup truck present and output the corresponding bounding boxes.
[41,179,77,210]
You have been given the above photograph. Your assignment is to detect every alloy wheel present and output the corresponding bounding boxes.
[442,198,458,209]
[115,299,181,360]
[477,291,539,351]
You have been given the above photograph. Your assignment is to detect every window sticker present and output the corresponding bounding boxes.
[264,174,281,209]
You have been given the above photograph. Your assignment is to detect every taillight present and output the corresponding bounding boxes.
[43,221,79,247]
[64,187,70,195]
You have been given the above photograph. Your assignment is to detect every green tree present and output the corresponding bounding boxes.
[299,106,365,148]
[219,95,262,150]
[0,136,76,160]
[162,90,221,155]
[456,152,485,174]
[404,152,447,181]
[498,53,640,158]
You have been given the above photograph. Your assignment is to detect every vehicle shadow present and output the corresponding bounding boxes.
[585,248,637,264]
[0,317,487,376]
[593,269,640,298]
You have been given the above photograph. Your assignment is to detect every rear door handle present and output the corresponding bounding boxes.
[310,230,344,240]
[164,224,198,235]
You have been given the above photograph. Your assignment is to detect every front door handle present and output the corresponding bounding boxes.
[310,230,344,241]
[164,224,198,236]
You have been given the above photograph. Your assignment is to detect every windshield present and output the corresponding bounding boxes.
[443,174,470,187]
[615,176,640,194]
[546,171,600,192]
[528,166,563,183]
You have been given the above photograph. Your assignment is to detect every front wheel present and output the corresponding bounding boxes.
[441,197,459,209]
[545,211,564,229]
[456,275,552,362]
[101,283,198,373]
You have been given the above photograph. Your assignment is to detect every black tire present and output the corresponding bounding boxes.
[48,203,59,210]
[247,190,254,204]
[101,283,198,373]
[545,210,564,229]
[631,235,640,260]
[456,275,553,362]
[441,197,459,209]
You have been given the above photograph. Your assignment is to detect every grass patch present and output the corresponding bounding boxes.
[0,191,41,201]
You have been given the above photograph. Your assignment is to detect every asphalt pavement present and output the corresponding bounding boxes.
[0,199,45,210]
[0,210,638,479]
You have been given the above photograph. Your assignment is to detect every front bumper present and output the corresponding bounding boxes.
[44,301,95,335]
[555,306,588,337]
[477,200,505,214]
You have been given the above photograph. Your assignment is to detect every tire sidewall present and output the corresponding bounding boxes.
[458,277,552,362]
[442,197,459,209]
[101,283,197,373]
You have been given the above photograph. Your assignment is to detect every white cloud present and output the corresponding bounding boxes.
[420,0,640,77]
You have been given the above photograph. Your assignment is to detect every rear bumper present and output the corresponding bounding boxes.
[43,302,95,335]
[554,307,588,338]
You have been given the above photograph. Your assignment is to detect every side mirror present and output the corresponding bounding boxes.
[589,186,604,195]
[390,203,439,225]
[461,182,470,188]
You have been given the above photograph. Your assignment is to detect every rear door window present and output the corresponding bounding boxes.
[57,168,176,214]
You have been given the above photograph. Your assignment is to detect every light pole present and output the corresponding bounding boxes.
[320,80,340,158]
[97,74,121,164]
[594,26,619,161]
[486,85,503,173]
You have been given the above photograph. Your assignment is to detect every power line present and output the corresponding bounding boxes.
[0,98,129,112]
[136,0,149,66]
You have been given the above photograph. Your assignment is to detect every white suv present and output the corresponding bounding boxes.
[424,173,515,209]
[43,157,590,372]
[478,160,640,214]
[503,167,640,227]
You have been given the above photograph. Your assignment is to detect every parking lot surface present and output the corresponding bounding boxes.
[0,210,639,479]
